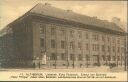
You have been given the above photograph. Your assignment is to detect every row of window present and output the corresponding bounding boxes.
[50,62,124,67]
[102,55,122,61]
[49,53,123,61]
[40,38,123,52]
[40,27,122,43]
[92,44,99,51]
[50,53,88,61]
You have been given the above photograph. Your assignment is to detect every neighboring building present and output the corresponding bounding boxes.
[111,17,127,32]
[0,27,15,68]
[0,36,2,68]
[0,3,126,68]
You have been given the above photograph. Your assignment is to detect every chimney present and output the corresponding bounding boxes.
[93,16,97,19]
[111,17,121,24]
[45,3,51,6]
[66,9,72,12]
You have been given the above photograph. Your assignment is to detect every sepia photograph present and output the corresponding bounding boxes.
[0,0,127,81]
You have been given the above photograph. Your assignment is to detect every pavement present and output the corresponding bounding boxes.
[0,66,127,72]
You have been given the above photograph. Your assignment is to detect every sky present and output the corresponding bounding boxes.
[0,0,127,30]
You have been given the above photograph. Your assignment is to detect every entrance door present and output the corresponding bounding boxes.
[41,52,47,65]
[93,55,100,66]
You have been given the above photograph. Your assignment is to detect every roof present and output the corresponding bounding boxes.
[29,3,124,32]
[0,3,125,34]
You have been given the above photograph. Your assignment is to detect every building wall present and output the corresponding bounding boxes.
[0,15,125,68]
[11,17,33,67]
[0,30,15,68]
[31,18,125,68]
[0,36,3,68]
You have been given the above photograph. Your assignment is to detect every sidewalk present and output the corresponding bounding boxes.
[0,66,126,72]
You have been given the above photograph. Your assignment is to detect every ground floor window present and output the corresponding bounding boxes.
[78,54,83,61]
[107,55,111,61]
[113,56,116,61]
[61,53,66,60]
[117,56,120,61]
[102,55,106,61]
[86,55,90,61]
[50,53,57,60]
[70,54,75,60]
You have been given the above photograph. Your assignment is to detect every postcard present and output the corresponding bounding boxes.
[0,0,127,81]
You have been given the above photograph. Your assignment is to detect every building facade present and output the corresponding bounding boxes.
[0,27,15,68]
[0,3,126,68]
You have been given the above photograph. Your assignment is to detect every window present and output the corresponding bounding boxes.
[117,39,120,44]
[122,56,124,61]
[51,39,55,48]
[70,30,74,37]
[92,34,96,40]
[93,44,99,51]
[92,44,95,51]
[78,42,82,50]
[85,33,89,39]
[102,45,105,51]
[70,54,75,60]
[61,41,66,49]
[40,38,44,48]
[86,55,90,61]
[51,28,56,35]
[53,64,56,66]
[70,41,74,49]
[86,43,89,50]
[117,56,120,61]
[50,53,57,60]
[117,47,120,52]
[92,34,99,40]
[94,44,96,51]
[102,35,105,41]
[107,55,111,61]
[113,46,115,52]
[78,31,82,38]
[108,46,110,52]
[112,39,115,44]
[102,55,106,61]
[97,34,99,40]
[97,44,99,51]
[63,64,65,66]
[40,27,45,34]
[78,54,83,61]
[107,37,110,42]
[60,29,65,36]
[61,53,66,60]
[113,56,116,61]
[121,47,124,53]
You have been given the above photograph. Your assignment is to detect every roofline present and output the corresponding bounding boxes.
[29,12,126,35]
[4,3,41,28]
[1,3,126,36]
[1,11,126,36]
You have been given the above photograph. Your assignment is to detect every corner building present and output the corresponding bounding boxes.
[0,3,126,68]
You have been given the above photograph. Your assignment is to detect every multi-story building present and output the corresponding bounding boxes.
[0,3,126,68]
[0,27,15,68]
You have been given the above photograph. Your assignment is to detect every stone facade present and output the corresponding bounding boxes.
[31,17,126,68]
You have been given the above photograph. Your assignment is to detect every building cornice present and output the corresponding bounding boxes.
[29,13,126,36]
